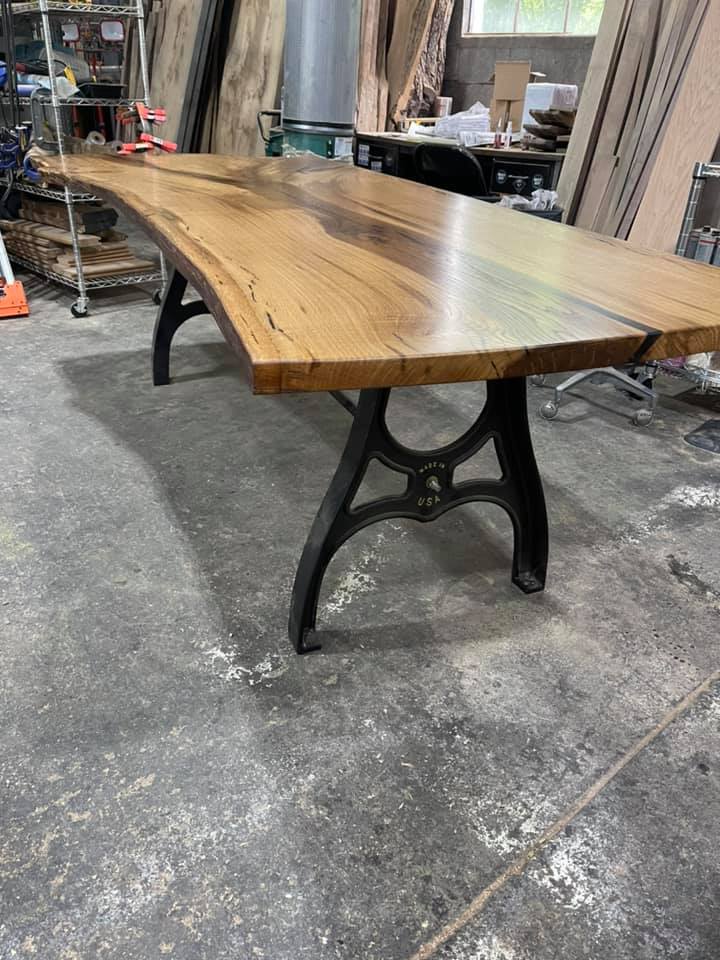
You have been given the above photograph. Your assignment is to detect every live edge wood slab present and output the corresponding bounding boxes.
[38,153,720,654]
[40,153,720,395]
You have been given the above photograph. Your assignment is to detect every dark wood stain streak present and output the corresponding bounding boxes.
[299,191,661,338]
[214,164,663,339]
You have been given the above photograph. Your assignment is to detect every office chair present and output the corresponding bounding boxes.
[414,143,491,198]
[531,363,659,426]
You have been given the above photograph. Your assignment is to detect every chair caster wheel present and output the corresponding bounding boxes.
[632,408,654,427]
[530,374,546,386]
[71,301,88,318]
[540,400,559,420]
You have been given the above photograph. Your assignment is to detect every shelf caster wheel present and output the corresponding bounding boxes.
[540,400,559,420]
[530,374,546,387]
[152,288,163,306]
[632,408,654,427]
[71,301,88,318]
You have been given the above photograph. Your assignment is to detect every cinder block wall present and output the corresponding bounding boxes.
[442,2,595,113]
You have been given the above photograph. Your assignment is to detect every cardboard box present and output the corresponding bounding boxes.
[490,61,544,132]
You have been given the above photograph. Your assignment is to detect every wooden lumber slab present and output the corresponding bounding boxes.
[629,0,720,251]
[386,0,435,126]
[357,0,391,131]
[556,0,631,219]
[212,0,285,157]
[146,0,206,145]
[529,109,576,129]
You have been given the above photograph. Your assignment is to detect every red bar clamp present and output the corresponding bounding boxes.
[139,133,178,153]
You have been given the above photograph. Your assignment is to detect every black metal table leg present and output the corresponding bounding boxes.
[152,268,210,385]
[289,378,548,653]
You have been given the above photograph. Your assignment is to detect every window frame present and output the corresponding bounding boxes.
[462,0,602,37]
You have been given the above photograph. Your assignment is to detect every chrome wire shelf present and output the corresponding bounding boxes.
[7,178,99,202]
[668,163,720,396]
[684,363,720,393]
[661,359,720,394]
[4,94,137,107]
[10,252,162,290]
[6,0,165,314]
[12,2,142,15]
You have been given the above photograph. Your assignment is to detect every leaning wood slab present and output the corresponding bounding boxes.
[40,153,720,395]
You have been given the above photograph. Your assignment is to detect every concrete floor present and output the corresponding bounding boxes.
[1,262,719,960]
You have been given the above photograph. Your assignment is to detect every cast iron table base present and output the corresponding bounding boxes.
[154,270,549,654]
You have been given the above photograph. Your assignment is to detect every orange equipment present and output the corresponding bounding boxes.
[0,230,29,319]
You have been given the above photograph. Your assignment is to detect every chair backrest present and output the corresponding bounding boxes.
[414,143,489,197]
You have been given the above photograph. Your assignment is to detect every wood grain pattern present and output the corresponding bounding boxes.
[146,0,206,144]
[629,0,720,251]
[573,0,657,232]
[556,0,629,217]
[386,0,436,126]
[406,0,456,118]
[560,0,716,247]
[212,0,286,157]
[40,153,720,395]
[357,0,391,131]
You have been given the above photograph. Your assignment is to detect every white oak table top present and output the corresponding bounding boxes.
[42,152,720,394]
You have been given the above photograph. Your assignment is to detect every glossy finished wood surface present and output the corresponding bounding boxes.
[42,153,720,394]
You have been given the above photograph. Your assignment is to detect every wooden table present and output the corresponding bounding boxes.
[42,153,720,653]
[354,131,564,197]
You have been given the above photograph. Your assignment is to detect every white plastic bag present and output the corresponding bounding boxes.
[434,101,491,140]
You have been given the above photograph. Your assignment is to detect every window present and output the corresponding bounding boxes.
[464,0,605,35]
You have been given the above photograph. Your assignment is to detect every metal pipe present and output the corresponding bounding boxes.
[675,162,720,257]
[135,0,152,133]
[37,0,87,310]
[282,0,362,137]
[135,0,167,294]
[675,162,705,257]
[38,0,67,150]
[0,230,16,285]
[65,184,88,311]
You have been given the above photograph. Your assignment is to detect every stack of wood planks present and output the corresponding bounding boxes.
[0,219,156,280]
[558,0,720,251]
[20,198,118,234]
[524,109,576,153]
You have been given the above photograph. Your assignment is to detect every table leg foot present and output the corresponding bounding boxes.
[291,627,323,656]
[152,268,210,386]
[514,572,546,594]
[288,379,549,653]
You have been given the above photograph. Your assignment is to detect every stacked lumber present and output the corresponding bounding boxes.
[557,0,720,249]
[0,220,156,279]
[132,0,453,147]
[524,108,576,152]
[20,198,118,235]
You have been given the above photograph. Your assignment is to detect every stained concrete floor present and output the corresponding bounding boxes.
[1,263,719,960]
